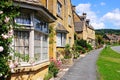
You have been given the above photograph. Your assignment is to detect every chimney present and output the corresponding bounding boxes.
[80,13,87,21]
[83,13,87,17]
[86,19,90,25]
[72,5,76,12]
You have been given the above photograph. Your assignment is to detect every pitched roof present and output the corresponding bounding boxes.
[88,25,94,30]
[104,34,119,40]
[56,23,68,33]
[74,22,83,32]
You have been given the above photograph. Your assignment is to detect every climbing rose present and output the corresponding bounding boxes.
[4,16,10,23]
[0,46,4,52]
[1,34,9,39]
[8,29,13,37]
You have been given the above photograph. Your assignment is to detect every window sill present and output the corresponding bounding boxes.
[57,46,65,48]
[12,61,50,73]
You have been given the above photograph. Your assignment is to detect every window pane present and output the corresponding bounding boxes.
[42,48,48,60]
[57,2,62,16]
[15,13,31,25]
[57,33,62,46]
[42,35,48,60]
[34,32,41,61]
[34,17,48,33]
[14,31,29,62]
[62,33,66,47]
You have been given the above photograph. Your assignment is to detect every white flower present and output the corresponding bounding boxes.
[1,34,9,39]
[0,11,3,14]
[9,61,15,69]
[0,46,4,52]
[10,25,13,29]
[0,73,3,77]
[4,16,10,23]
[8,29,13,37]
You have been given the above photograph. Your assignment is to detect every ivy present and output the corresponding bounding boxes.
[49,26,56,44]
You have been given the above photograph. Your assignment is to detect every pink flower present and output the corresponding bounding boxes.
[0,46,4,52]
[4,16,10,23]
[9,61,15,69]
[0,11,3,14]
[1,34,9,39]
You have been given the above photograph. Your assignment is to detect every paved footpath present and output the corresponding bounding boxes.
[111,46,120,53]
[60,48,102,80]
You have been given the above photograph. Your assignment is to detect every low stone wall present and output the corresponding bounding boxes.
[10,62,49,80]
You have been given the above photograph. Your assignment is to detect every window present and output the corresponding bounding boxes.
[15,13,31,26]
[34,31,48,62]
[69,37,71,44]
[42,35,48,60]
[68,15,72,26]
[34,32,42,61]
[14,31,29,62]
[57,1,62,16]
[57,33,66,47]
[34,17,48,33]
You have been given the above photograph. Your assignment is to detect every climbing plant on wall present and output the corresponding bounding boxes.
[0,0,19,79]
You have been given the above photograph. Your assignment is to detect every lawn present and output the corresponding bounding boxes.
[97,46,120,80]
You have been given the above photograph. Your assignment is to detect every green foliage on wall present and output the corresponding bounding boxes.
[0,0,19,79]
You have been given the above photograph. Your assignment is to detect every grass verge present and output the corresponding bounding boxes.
[97,46,120,80]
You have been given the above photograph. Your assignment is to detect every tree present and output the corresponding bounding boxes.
[96,35,104,45]
[0,0,19,79]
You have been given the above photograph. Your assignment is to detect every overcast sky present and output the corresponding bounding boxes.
[71,0,120,29]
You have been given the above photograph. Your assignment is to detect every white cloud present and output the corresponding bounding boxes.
[102,8,120,27]
[91,23,105,29]
[76,3,105,29]
[100,2,106,6]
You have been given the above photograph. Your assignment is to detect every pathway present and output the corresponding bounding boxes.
[111,46,120,53]
[60,48,102,80]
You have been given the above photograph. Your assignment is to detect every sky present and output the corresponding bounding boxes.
[71,0,120,29]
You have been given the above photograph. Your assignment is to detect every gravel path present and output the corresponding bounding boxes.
[60,48,102,80]
[111,46,120,53]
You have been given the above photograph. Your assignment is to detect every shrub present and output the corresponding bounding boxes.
[44,72,53,80]
[86,44,93,51]
[75,46,83,52]
[64,44,72,59]
[72,45,80,59]
[48,59,61,77]
[75,39,87,48]
[81,48,86,53]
